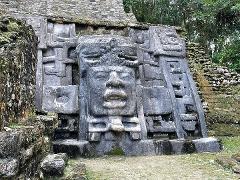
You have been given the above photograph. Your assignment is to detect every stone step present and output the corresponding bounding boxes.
[52,138,221,156]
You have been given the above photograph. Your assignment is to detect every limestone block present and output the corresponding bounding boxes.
[0,131,21,158]
[192,137,221,153]
[42,85,79,114]
[40,153,68,177]
[0,158,19,178]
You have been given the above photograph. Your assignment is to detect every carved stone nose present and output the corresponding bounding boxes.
[106,72,124,88]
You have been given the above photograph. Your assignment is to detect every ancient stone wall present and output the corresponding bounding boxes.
[0,17,37,129]
[0,0,137,26]
[187,42,240,136]
[0,1,221,157]
[0,114,57,179]
[187,42,240,93]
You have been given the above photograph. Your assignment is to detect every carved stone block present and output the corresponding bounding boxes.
[33,23,216,155]
[77,35,143,142]
[143,87,172,115]
[42,85,78,114]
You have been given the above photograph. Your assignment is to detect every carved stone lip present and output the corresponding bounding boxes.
[103,89,127,101]
[103,89,127,108]
[103,100,126,109]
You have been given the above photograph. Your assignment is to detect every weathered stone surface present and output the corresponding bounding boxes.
[40,153,68,177]
[37,114,58,136]
[0,158,19,178]
[0,16,37,129]
[232,153,240,162]
[192,137,221,153]
[53,140,90,157]
[53,137,221,156]
[0,0,137,26]
[216,156,238,169]
[0,131,20,158]
[0,114,54,179]
[42,86,79,114]
[38,25,217,156]
[1,1,220,157]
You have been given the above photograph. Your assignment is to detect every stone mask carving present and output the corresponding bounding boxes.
[77,36,141,137]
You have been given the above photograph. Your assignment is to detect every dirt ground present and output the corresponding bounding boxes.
[78,154,238,180]
[63,137,240,180]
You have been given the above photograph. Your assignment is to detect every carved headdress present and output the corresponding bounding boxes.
[77,35,138,68]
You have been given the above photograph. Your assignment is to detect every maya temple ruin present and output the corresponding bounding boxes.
[3,0,238,179]
[0,0,220,156]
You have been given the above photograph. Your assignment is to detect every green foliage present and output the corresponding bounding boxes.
[107,147,125,156]
[220,136,240,153]
[123,0,240,71]
[213,38,240,72]
[0,18,21,46]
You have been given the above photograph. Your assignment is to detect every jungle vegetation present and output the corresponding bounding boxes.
[123,0,240,72]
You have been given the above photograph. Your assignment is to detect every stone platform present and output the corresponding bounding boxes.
[53,137,221,157]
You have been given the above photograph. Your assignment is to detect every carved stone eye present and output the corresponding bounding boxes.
[94,72,108,79]
[120,72,131,79]
[169,37,178,44]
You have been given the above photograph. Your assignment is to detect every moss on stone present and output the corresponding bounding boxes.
[62,160,87,179]
[0,18,22,46]
[0,16,37,129]
[8,122,24,129]
[208,122,240,137]
[107,147,125,156]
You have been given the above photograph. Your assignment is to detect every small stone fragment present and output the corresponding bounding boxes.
[40,153,68,177]
[0,158,19,178]
[0,131,20,158]
[232,153,240,162]
[216,156,238,169]
[233,165,240,174]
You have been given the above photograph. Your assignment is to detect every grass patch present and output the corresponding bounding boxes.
[62,159,87,179]
[106,147,125,156]
[8,123,24,129]
[220,136,240,154]
[180,136,240,179]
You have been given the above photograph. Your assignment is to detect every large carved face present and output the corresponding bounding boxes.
[78,36,138,116]
[88,66,136,116]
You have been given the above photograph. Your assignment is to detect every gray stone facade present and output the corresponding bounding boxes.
[1,0,220,155]
[0,0,136,26]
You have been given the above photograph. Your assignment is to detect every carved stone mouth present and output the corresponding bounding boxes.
[103,89,127,108]
[103,89,127,101]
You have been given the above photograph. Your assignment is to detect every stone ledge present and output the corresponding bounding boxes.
[52,140,90,157]
[52,137,221,157]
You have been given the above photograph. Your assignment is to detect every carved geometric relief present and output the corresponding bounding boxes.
[166,58,200,134]
[130,26,207,139]
[149,26,186,57]
[54,114,79,139]
[42,23,78,84]
[143,87,172,115]
[146,115,176,134]
[33,22,209,153]
[42,85,79,114]
[42,48,75,77]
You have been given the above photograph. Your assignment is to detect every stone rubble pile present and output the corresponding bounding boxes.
[217,153,240,176]
[40,153,68,178]
[0,115,57,179]
[0,16,37,130]
[187,42,240,93]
